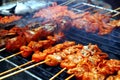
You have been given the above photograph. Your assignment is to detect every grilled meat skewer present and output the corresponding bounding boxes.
[0,33,64,63]
[20,32,64,58]
[0,41,119,80]
[0,22,58,52]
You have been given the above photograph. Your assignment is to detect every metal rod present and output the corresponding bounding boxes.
[0,48,6,52]
[106,7,120,14]
[65,74,75,80]
[0,60,48,80]
[49,68,66,80]
[0,51,22,62]
[60,0,76,6]
[82,2,119,13]
[64,0,76,6]
[0,60,34,76]
[73,4,85,9]
[83,7,93,11]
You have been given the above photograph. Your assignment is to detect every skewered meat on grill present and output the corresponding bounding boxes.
[32,41,75,62]
[67,55,119,80]
[72,12,115,35]
[97,59,120,75]
[45,44,83,66]
[106,70,120,80]
[1,38,119,80]
[0,26,28,49]
[0,15,22,24]
[108,20,120,27]
[6,35,27,52]
[0,26,29,38]
[0,38,7,48]
[5,27,54,52]
[33,42,120,80]
[33,3,120,35]
[20,32,64,58]
[0,21,60,52]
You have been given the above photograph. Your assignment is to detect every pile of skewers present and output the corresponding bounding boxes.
[0,3,120,35]
[0,20,63,52]
[0,40,119,80]
[0,1,120,80]
[33,3,120,35]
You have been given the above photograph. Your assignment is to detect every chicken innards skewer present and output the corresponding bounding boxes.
[0,32,64,62]
[0,41,75,78]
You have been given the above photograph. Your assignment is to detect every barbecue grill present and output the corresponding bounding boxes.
[0,0,120,80]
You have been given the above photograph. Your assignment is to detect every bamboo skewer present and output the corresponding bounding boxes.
[0,60,48,80]
[0,60,34,76]
[0,51,22,62]
[65,74,75,80]
[0,48,6,52]
[49,68,66,80]
[112,12,120,17]
[106,7,120,14]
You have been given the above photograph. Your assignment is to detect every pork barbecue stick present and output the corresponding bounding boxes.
[49,44,83,80]
[0,33,64,62]
[0,41,75,78]
[49,44,105,80]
